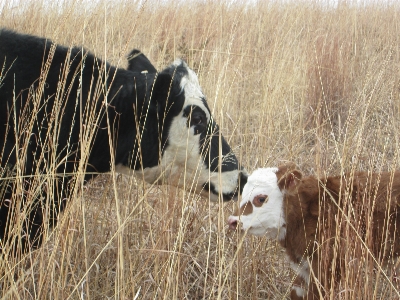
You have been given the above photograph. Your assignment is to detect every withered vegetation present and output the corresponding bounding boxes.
[1,0,400,298]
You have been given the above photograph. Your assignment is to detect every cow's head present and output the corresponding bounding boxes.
[117,50,247,201]
[227,165,300,238]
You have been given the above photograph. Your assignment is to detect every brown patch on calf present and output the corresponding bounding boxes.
[275,163,400,299]
[233,201,253,217]
[240,201,253,216]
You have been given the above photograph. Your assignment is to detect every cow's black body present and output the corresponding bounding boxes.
[0,29,246,251]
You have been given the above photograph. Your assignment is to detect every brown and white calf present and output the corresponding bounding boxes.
[228,163,400,299]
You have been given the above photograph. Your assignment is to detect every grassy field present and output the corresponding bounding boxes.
[1,0,400,299]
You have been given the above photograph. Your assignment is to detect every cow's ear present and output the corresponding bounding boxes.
[276,163,302,192]
[127,49,157,74]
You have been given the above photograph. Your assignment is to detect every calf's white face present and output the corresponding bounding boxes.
[228,168,286,239]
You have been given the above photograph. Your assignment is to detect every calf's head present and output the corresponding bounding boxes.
[117,50,247,201]
[228,163,302,238]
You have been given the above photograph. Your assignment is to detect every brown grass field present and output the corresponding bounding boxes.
[1,0,400,299]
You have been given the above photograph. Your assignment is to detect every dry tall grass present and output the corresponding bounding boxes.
[1,0,400,299]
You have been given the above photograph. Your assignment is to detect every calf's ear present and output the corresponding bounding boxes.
[276,163,302,192]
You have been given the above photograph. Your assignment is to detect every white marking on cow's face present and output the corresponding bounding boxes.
[229,168,286,239]
[173,61,242,199]
[173,60,211,120]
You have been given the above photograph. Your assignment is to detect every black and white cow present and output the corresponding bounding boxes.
[0,29,247,250]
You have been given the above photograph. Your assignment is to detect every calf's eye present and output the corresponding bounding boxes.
[253,195,268,207]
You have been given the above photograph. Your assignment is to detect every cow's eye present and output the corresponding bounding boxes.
[192,114,204,125]
[186,108,207,135]
[189,111,206,126]
[253,195,268,207]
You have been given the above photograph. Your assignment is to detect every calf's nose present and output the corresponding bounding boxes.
[228,216,238,231]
